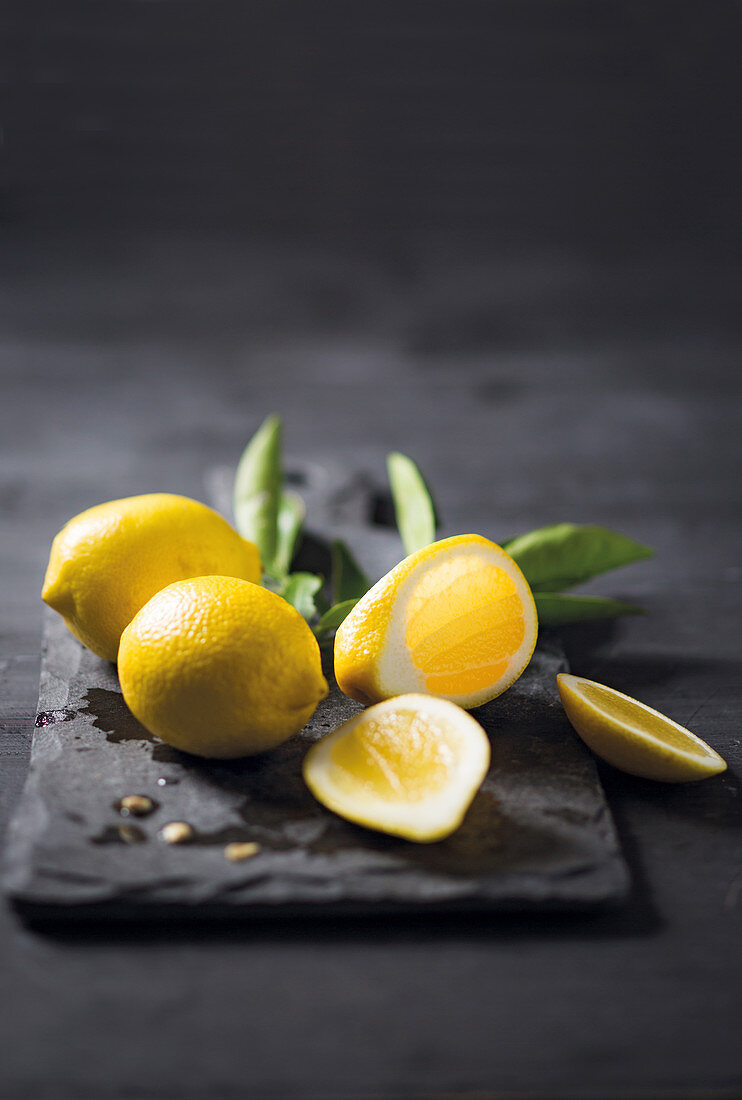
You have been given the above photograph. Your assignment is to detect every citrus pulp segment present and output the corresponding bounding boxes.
[302,694,491,841]
[557,673,727,782]
[334,534,538,708]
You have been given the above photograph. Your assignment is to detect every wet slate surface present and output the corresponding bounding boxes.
[4,601,628,918]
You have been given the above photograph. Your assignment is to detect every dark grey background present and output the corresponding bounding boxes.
[2,3,741,1098]
[4,1,742,254]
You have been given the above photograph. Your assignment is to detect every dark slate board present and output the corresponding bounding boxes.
[4,463,629,918]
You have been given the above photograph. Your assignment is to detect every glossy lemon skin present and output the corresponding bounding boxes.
[42,493,261,662]
[557,673,727,782]
[334,534,537,709]
[119,575,328,758]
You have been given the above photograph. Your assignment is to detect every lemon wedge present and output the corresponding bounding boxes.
[557,673,727,782]
[302,694,491,842]
[334,534,538,708]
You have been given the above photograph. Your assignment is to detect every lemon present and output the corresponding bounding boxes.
[118,575,328,758]
[557,673,727,782]
[42,494,261,661]
[334,534,538,709]
[303,694,490,842]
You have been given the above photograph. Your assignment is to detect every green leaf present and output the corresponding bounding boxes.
[272,491,306,578]
[386,452,436,556]
[535,593,646,626]
[331,540,370,603]
[281,572,323,622]
[503,524,653,592]
[233,414,283,571]
[315,598,360,637]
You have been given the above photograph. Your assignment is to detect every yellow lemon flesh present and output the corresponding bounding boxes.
[334,534,538,709]
[42,493,261,662]
[557,673,727,782]
[303,694,490,842]
[118,575,328,758]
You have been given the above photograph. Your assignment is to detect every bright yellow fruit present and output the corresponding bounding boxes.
[118,575,328,758]
[42,493,261,661]
[557,673,727,782]
[302,694,490,842]
[334,534,538,709]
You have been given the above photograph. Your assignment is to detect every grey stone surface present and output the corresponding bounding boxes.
[5,457,629,917]
[5,588,628,918]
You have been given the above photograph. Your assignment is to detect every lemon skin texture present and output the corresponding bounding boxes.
[42,494,261,662]
[118,575,328,758]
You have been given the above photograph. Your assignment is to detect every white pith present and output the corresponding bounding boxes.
[303,694,491,841]
[377,538,538,708]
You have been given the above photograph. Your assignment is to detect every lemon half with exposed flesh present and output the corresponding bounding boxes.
[303,694,491,842]
[557,673,727,782]
[42,493,261,662]
[334,534,538,709]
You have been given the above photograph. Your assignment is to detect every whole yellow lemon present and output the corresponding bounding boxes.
[118,575,328,758]
[42,494,261,661]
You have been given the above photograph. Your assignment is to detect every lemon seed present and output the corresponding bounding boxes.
[160,822,194,845]
[118,824,146,844]
[119,795,154,817]
[224,842,261,862]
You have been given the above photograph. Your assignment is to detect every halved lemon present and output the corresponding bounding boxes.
[557,673,727,782]
[302,694,491,842]
[334,534,538,708]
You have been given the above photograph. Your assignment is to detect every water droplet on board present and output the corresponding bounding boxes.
[35,708,76,727]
